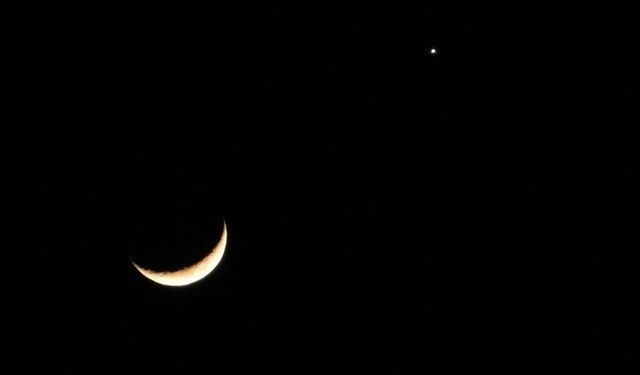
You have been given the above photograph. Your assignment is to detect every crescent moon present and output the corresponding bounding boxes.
[131,222,228,287]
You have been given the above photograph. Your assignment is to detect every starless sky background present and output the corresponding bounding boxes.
[3,2,638,372]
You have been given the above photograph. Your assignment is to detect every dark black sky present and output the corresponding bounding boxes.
[4,2,637,372]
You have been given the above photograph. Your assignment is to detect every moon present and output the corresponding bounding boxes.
[131,222,228,287]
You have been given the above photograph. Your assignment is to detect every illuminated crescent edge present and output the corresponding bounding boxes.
[131,222,227,286]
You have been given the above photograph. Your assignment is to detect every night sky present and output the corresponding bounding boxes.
[4,3,637,372]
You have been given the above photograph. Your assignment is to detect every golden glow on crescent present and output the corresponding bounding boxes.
[132,222,227,287]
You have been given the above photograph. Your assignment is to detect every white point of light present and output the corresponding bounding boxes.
[430,48,437,55]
